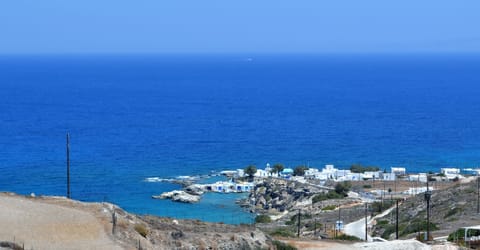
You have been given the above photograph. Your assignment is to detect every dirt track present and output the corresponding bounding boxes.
[0,193,123,250]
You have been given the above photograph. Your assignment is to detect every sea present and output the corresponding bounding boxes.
[1,53,480,224]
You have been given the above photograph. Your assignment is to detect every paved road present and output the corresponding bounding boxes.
[344,204,397,242]
[344,216,371,242]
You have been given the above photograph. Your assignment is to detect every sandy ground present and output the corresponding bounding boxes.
[0,193,123,250]
[283,239,449,250]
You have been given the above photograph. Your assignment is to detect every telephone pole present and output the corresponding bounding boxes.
[297,209,301,238]
[425,179,432,241]
[477,175,479,214]
[365,202,368,241]
[396,199,399,239]
[66,133,71,199]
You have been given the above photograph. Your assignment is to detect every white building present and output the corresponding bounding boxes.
[441,168,462,180]
[340,172,363,181]
[322,165,337,178]
[363,171,381,180]
[254,169,273,178]
[336,169,351,179]
[382,173,396,181]
[305,168,326,179]
[408,173,427,182]
[391,167,406,176]
[402,186,433,195]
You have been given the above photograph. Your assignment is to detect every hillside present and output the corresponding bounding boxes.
[0,192,272,250]
[372,178,480,240]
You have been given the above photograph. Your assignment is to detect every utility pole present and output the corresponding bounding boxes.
[382,180,386,211]
[66,133,71,199]
[336,203,341,238]
[477,175,479,214]
[365,202,368,241]
[112,210,117,235]
[297,209,301,238]
[396,199,399,239]
[425,179,432,241]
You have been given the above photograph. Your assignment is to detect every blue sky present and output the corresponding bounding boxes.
[1,0,480,54]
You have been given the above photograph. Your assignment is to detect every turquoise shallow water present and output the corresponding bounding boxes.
[1,54,480,223]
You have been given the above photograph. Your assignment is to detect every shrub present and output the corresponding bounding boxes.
[370,200,394,214]
[363,184,372,189]
[381,224,396,239]
[322,205,337,211]
[244,165,257,181]
[293,166,309,176]
[255,214,272,223]
[270,227,296,237]
[134,224,149,238]
[285,213,312,225]
[304,221,323,231]
[335,234,361,241]
[401,221,438,236]
[350,164,379,173]
[444,207,462,218]
[377,220,389,225]
[447,228,480,242]
[312,191,344,204]
[272,240,298,250]
[334,182,351,196]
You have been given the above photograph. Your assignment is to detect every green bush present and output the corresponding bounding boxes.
[312,191,344,203]
[270,227,296,237]
[401,221,438,236]
[334,182,352,196]
[448,228,480,242]
[377,220,389,225]
[293,166,309,176]
[370,200,394,214]
[272,240,298,250]
[350,164,379,173]
[335,234,362,241]
[322,205,337,211]
[381,224,396,239]
[255,215,272,223]
[363,184,372,189]
[285,213,312,225]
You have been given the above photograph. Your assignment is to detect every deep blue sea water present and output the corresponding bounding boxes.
[1,54,480,223]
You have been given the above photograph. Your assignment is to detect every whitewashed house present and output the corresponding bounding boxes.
[408,173,427,182]
[402,186,433,195]
[382,172,396,181]
[363,171,381,180]
[304,168,327,180]
[335,169,351,179]
[441,168,462,180]
[339,172,363,181]
[254,169,273,178]
[391,167,406,176]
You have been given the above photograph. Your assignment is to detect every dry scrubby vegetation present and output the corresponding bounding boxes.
[134,223,149,238]
[371,178,480,241]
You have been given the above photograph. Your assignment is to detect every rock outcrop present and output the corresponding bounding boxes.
[153,190,201,203]
[250,178,327,213]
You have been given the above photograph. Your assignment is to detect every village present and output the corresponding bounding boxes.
[154,163,473,203]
